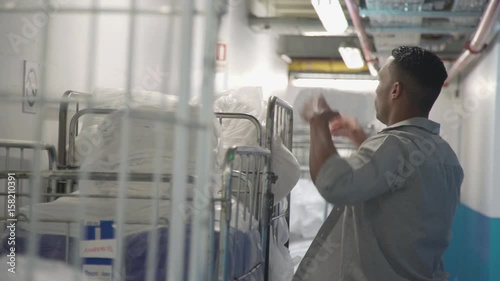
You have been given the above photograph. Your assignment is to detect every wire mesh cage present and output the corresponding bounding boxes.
[0,1,236,281]
[218,146,273,281]
[1,1,298,280]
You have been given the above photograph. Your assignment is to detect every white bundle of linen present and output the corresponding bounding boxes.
[74,88,222,197]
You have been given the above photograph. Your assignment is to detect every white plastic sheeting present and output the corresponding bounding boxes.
[271,135,301,204]
[193,86,302,205]
[270,216,295,281]
[205,87,266,143]
[289,178,330,272]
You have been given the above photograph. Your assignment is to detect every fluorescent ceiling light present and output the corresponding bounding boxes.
[292,78,379,92]
[338,46,365,69]
[311,0,348,35]
[302,31,337,37]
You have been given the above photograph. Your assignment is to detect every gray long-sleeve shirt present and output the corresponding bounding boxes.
[293,117,464,281]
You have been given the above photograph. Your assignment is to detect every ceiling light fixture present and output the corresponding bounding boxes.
[311,0,348,35]
[338,45,365,69]
[292,78,379,92]
[302,31,336,37]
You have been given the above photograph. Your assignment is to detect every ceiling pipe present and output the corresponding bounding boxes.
[444,0,499,86]
[344,0,379,76]
[248,16,477,35]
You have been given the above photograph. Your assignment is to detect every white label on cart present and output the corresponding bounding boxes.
[84,220,101,226]
[80,239,116,259]
[83,264,113,281]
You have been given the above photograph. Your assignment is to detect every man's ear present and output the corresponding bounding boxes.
[390,82,402,99]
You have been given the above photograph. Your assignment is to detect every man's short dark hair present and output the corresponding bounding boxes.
[390,46,448,114]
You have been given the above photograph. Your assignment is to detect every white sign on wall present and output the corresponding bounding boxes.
[22,60,40,114]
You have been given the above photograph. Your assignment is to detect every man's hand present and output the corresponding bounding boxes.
[301,95,339,183]
[330,116,368,148]
[300,95,340,123]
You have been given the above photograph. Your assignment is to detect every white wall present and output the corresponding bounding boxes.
[217,1,289,99]
[0,4,47,143]
[494,52,500,216]
[455,38,500,218]
[0,1,209,148]
[429,76,461,154]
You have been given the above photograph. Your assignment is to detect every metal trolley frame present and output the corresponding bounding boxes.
[1,91,294,281]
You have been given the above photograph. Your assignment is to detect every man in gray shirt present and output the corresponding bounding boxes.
[295,46,464,281]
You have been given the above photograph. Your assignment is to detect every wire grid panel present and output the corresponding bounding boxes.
[57,90,93,169]
[0,1,225,281]
[266,96,293,150]
[265,96,293,244]
[215,112,264,147]
[218,146,272,281]
[0,123,221,279]
[0,140,57,230]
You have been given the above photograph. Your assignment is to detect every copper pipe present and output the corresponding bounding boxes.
[344,0,379,75]
[445,0,499,86]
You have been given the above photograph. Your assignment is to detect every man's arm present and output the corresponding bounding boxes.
[300,95,340,183]
[330,116,368,149]
[314,134,405,205]
[301,95,403,205]
[309,113,338,183]
[309,114,368,182]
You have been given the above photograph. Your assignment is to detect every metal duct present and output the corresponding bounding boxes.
[248,16,476,35]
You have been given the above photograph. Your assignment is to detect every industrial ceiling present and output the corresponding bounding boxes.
[249,0,496,73]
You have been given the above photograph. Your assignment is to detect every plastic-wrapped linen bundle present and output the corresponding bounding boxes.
[212,87,265,148]
[194,87,300,204]
[15,101,222,236]
[73,88,180,166]
[80,88,179,127]
[77,100,222,197]
[193,88,298,280]
[192,87,266,165]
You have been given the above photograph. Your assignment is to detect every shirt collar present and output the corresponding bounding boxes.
[381,117,440,135]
